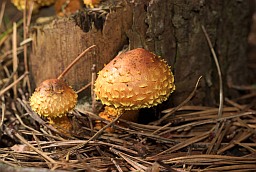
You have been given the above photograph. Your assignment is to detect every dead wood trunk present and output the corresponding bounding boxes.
[30,0,253,106]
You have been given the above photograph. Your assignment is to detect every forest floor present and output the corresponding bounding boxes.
[0,1,256,172]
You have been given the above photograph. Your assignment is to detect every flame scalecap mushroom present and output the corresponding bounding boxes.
[29,45,95,134]
[94,48,175,127]
[83,0,101,8]
[30,79,77,133]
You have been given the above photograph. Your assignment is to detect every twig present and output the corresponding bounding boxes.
[163,154,256,164]
[213,120,232,154]
[206,121,225,154]
[12,22,18,99]
[225,97,244,110]
[0,19,23,48]
[162,105,212,113]
[3,65,11,77]
[228,79,256,90]
[114,124,178,144]
[22,0,33,95]
[233,141,256,154]
[26,1,34,27]
[20,130,66,142]
[32,132,43,152]
[110,148,147,171]
[152,76,202,125]
[20,38,33,46]
[14,112,41,134]
[67,113,124,153]
[111,158,123,172]
[57,45,96,80]
[203,164,256,171]
[91,64,96,113]
[14,131,56,165]
[149,128,214,159]
[0,72,28,97]
[0,0,6,28]
[202,25,224,155]
[1,68,18,90]
[202,25,223,119]
[236,117,255,132]
[233,92,256,101]
[76,82,91,94]
[0,47,24,63]
[17,98,47,125]
[217,130,253,154]
[159,111,256,136]
[0,96,5,127]
[111,147,154,166]
[38,139,137,155]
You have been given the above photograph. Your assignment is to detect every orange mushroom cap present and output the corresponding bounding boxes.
[30,79,78,118]
[83,0,101,8]
[94,48,175,110]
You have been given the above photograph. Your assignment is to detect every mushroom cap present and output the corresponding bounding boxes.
[94,48,175,110]
[11,0,55,11]
[30,79,78,118]
[83,0,101,8]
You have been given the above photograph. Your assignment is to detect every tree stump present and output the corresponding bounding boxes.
[30,2,133,92]
[30,0,253,106]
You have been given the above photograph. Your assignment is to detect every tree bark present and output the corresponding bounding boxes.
[30,3,133,92]
[30,0,253,106]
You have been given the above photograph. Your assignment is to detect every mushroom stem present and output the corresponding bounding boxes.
[95,106,139,132]
[57,45,96,80]
[49,115,72,135]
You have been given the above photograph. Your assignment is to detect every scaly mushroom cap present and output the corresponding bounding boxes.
[30,79,78,118]
[11,0,55,11]
[83,0,101,8]
[94,48,175,110]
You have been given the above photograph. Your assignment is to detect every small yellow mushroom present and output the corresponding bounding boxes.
[30,79,77,134]
[29,45,95,135]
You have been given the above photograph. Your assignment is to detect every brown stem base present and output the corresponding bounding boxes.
[94,106,139,132]
[49,115,72,135]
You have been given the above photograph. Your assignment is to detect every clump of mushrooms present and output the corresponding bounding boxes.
[94,48,175,129]
[30,45,95,134]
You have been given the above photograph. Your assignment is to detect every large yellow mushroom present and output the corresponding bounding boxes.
[94,48,175,129]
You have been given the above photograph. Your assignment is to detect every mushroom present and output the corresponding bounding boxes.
[30,79,77,133]
[29,45,95,134]
[83,0,101,8]
[94,48,175,129]
[11,0,55,11]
